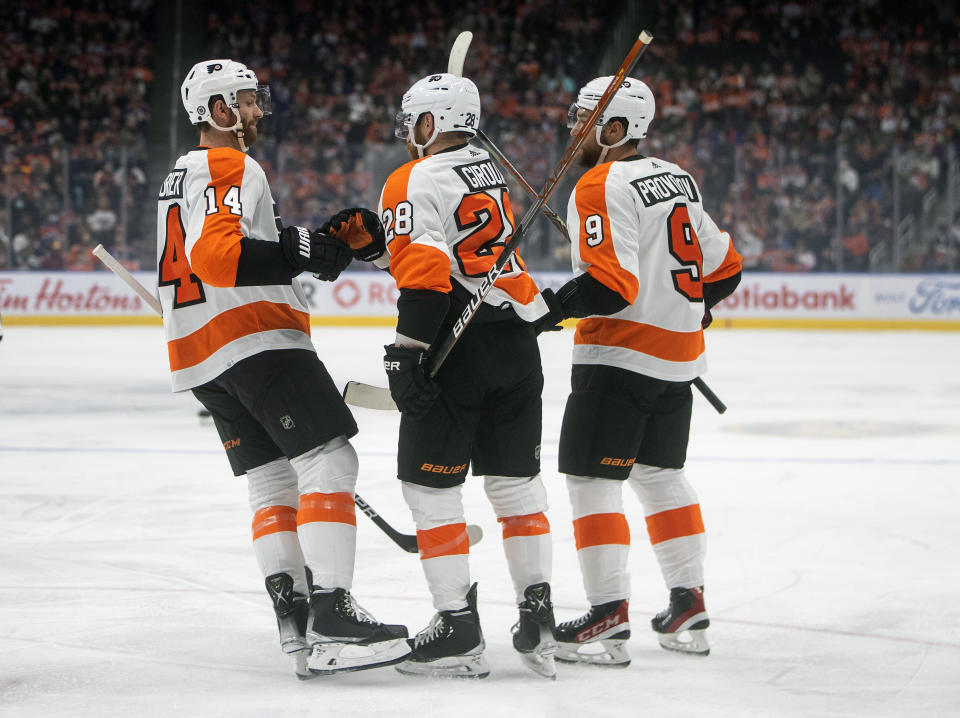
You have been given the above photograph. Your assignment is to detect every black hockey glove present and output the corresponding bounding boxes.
[701,306,713,329]
[279,225,353,281]
[383,344,441,417]
[532,288,566,335]
[321,207,386,263]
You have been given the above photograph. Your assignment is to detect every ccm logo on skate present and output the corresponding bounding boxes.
[601,457,635,467]
[223,438,241,450]
[420,462,468,474]
[576,613,624,642]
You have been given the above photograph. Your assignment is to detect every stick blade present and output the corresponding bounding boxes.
[448,30,473,76]
[343,381,398,411]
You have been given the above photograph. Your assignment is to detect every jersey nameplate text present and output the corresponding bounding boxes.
[159,169,187,200]
[630,172,700,207]
[454,159,506,193]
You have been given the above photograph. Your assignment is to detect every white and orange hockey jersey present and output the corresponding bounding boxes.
[156,146,313,391]
[377,145,548,322]
[567,156,742,381]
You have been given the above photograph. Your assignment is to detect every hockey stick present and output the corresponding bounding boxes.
[88,244,485,552]
[449,34,726,416]
[426,31,654,377]
[447,32,568,242]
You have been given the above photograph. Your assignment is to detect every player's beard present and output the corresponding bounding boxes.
[406,140,419,161]
[242,120,259,147]
[577,140,602,168]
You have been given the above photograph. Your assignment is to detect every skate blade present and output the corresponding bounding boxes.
[294,649,316,680]
[656,629,710,656]
[308,638,411,675]
[556,638,630,667]
[395,652,491,679]
[519,643,558,680]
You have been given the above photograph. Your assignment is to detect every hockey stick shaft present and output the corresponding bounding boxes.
[427,31,654,377]
[92,244,162,314]
[693,377,726,414]
[474,128,568,239]
[88,244,461,552]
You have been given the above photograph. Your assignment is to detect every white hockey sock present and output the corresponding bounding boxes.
[567,475,631,606]
[402,481,470,611]
[628,464,706,589]
[291,438,359,591]
[251,505,308,594]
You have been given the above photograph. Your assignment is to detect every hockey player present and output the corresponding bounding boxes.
[538,77,742,666]
[157,59,407,677]
[376,72,558,679]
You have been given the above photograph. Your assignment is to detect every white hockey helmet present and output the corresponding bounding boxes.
[394,72,480,157]
[568,75,655,140]
[180,59,272,126]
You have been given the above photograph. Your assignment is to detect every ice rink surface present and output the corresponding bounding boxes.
[1,325,958,717]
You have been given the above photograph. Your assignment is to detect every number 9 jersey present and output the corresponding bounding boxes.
[377,144,549,326]
[567,156,742,382]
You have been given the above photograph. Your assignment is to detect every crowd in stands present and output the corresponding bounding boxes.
[2,0,958,273]
[1,0,155,271]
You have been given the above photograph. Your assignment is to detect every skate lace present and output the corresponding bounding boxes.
[413,613,449,648]
[338,591,378,625]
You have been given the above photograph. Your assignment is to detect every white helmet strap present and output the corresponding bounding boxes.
[206,105,248,153]
[409,113,440,158]
[595,122,631,164]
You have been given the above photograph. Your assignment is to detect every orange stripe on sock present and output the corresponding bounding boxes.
[645,504,704,545]
[573,513,630,550]
[251,505,298,540]
[417,523,469,560]
[499,512,550,539]
[297,492,356,527]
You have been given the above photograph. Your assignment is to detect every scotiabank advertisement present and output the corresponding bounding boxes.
[1,271,959,326]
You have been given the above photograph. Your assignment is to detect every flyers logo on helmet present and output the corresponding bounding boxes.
[206,63,223,73]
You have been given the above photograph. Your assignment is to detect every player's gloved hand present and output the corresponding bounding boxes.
[279,225,353,281]
[383,344,441,417]
[701,306,713,329]
[531,288,566,335]
[320,207,386,263]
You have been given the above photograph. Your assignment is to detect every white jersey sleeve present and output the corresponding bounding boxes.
[566,156,742,381]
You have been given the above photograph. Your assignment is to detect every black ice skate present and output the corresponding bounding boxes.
[305,587,410,675]
[555,598,631,667]
[651,586,710,656]
[512,582,558,679]
[396,583,490,679]
[265,572,312,680]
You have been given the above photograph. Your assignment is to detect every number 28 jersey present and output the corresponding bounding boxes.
[377,144,548,323]
[567,156,742,382]
[156,147,313,392]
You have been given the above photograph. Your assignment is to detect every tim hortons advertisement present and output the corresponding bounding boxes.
[1,271,958,327]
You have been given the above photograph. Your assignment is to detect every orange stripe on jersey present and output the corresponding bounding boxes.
[575,317,705,363]
[297,492,357,527]
[390,242,452,292]
[645,504,704,545]
[703,238,743,282]
[499,512,551,539]
[251,505,297,540]
[417,523,470,560]
[573,512,630,550]
[381,156,452,293]
[576,163,639,304]
[167,300,310,371]
[189,148,245,287]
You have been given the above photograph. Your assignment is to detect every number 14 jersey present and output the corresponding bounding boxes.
[567,155,742,382]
